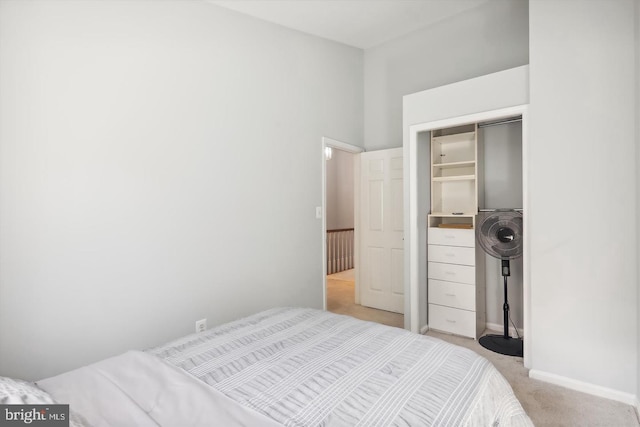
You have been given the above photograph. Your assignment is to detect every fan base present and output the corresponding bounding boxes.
[479,334,523,357]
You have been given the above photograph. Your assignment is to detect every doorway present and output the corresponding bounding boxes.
[321,138,403,328]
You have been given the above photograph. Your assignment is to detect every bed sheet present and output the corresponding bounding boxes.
[38,350,283,427]
[149,307,533,427]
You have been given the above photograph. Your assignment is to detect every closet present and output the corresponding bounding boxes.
[426,118,523,339]
[403,65,529,358]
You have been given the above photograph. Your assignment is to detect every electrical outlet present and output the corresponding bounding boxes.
[195,318,207,333]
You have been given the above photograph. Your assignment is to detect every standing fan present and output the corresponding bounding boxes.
[476,209,523,357]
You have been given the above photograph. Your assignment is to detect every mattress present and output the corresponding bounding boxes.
[39,307,532,426]
[149,307,532,426]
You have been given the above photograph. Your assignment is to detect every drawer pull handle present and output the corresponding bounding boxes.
[445,271,456,276]
[445,293,456,297]
[445,235,455,239]
[445,253,455,257]
[446,319,456,323]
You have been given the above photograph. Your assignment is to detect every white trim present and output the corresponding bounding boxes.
[408,105,527,136]
[407,105,529,366]
[529,369,638,407]
[520,107,531,368]
[353,156,361,305]
[407,129,419,332]
[321,137,364,311]
[322,137,364,154]
[419,325,429,335]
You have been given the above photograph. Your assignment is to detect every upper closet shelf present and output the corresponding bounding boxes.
[431,131,476,165]
[432,175,475,182]
[431,131,476,142]
[432,160,475,169]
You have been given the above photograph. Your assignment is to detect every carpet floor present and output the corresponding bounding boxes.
[326,269,639,426]
[326,270,403,328]
[427,330,639,427]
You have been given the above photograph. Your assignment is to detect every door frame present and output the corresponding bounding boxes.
[407,104,530,364]
[321,137,364,310]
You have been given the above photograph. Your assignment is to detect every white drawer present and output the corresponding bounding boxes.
[428,227,475,248]
[428,262,475,285]
[428,279,475,311]
[428,304,475,338]
[428,245,475,266]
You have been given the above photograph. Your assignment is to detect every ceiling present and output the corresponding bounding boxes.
[207,0,491,49]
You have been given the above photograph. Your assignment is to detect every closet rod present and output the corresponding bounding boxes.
[477,116,522,128]
[478,208,523,212]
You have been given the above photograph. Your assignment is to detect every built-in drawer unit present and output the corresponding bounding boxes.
[428,279,475,311]
[428,227,475,247]
[428,125,484,339]
[428,304,475,338]
[427,262,475,285]
[427,244,475,266]
[427,227,484,339]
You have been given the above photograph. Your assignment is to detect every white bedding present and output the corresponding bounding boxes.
[38,350,282,427]
[39,308,533,426]
[150,308,532,426]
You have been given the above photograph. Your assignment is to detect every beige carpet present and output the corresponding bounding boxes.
[426,330,639,426]
[326,270,638,426]
[326,270,403,328]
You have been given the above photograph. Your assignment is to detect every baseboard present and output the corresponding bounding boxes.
[529,369,637,406]
[485,322,524,338]
[636,398,640,420]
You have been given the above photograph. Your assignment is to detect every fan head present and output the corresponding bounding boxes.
[476,209,523,260]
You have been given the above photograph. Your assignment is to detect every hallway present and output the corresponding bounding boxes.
[326,269,404,328]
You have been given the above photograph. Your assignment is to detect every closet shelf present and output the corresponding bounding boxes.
[432,175,475,182]
[430,212,476,218]
[431,131,476,142]
[432,160,475,169]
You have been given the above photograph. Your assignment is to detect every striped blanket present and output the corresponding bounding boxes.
[148,308,532,426]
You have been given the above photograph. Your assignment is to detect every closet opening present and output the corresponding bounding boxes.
[424,113,525,345]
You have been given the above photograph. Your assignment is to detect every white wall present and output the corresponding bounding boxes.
[365,0,529,151]
[636,0,640,407]
[0,0,363,380]
[480,123,523,211]
[529,0,637,396]
[325,149,355,230]
[479,123,524,329]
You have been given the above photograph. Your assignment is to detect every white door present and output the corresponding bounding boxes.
[359,148,404,313]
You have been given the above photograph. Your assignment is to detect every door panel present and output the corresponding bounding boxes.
[359,147,404,313]
[369,181,384,231]
[391,248,404,296]
[391,178,403,231]
[368,247,384,291]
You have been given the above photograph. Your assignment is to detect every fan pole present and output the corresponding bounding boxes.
[502,259,510,340]
[478,257,522,357]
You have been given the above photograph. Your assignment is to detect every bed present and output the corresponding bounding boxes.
[5,307,532,426]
